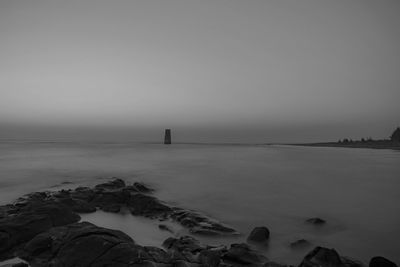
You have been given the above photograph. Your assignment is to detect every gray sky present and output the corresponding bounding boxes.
[1,0,399,142]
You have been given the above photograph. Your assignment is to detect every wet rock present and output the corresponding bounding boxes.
[144,246,172,263]
[163,236,204,253]
[223,243,268,265]
[171,209,236,236]
[18,222,142,266]
[306,218,326,225]
[0,202,80,255]
[247,226,270,243]
[128,193,172,216]
[264,261,290,267]
[94,178,126,191]
[133,182,154,193]
[290,239,311,249]
[299,246,342,267]
[199,249,221,267]
[0,178,237,262]
[369,257,397,267]
[342,257,365,267]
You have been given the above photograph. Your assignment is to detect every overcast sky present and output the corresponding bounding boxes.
[1,0,399,142]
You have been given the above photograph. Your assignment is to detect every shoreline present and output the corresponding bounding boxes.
[289,141,400,151]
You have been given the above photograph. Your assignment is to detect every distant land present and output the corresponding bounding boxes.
[293,127,400,150]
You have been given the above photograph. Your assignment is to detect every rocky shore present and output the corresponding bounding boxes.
[0,178,397,267]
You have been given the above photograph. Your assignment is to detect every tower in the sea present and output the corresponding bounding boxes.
[164,129,171,144]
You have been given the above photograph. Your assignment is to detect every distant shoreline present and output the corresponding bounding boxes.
[291,140,400,151]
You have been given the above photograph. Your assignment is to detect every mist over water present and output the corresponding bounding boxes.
[0,141,399,265]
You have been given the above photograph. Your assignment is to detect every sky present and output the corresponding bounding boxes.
[1,0,399,142]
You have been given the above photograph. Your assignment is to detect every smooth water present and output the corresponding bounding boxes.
[0,141,399,265]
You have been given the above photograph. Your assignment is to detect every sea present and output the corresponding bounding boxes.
[0,141,399,265]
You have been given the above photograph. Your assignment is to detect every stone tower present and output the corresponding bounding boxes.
[164,129,171,144]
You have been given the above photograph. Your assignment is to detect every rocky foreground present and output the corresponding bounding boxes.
[0,178,397,267]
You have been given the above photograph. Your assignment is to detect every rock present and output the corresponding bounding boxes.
[11,263,29,267]
[342,257,365,267]
[306,218,326,225]
[247,226,270,243]
[128,193,172,216]
[94,178,126,191]
[171,209,236,236]
[0,202,80,254]
[162,236,204,253]
[299,246,342,267]
[133,182,154,193]
[369,257,397,267]
[290,239,311,249]
[199,249,221,267]
[222,243,268,265]
[264,261,290,267]
[18,222,160,267]
[0,178,237,261]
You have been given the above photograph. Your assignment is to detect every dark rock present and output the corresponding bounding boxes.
[299,246,342,267]
[172,260,191,267]
[101,204,122,213]
[11,263,29,267]
[0,202,80,254]
[94,178,126,191]
[199,249,221,267]
[18,222,140,266]
[306,218,326,225]
[290,239,311,249]
[144,246,171,263]
[0,177,237,262]
[133,182,154,193]
[369,257,397,267]
[128,193,172,216]
[171,208,236,236]
[162,236,204,253]
[264,261,290,267]
[223,243,268,265]
[342,257,365,267]
[247,226,270,243]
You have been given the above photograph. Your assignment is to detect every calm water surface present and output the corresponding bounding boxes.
[0,142,399,265]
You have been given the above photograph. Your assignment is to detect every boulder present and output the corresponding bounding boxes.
[369,257,397,267]
[299,246,342,267]
[247,226,270,243]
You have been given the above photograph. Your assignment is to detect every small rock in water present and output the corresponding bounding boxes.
[299,246,342,267]
[290,239,311,249]
[247,226,270,243]
[369,257,398,267]
[306,217,326,225]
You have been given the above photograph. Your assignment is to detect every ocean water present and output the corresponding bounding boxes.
[0,141,399,265]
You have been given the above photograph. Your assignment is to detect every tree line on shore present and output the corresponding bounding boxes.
[337,127,400,144]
